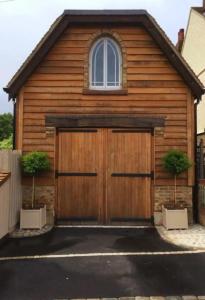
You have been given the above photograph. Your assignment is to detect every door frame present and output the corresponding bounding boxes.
[48,114,165,223]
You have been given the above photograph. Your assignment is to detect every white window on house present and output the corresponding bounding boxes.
[90,37,122,89]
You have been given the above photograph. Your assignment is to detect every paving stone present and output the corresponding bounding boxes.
[119,298,135,300]
[102,298,118,300]
[10,224,53,238]
[197,297,205,300]
[182,296,197,300]
[157,225,205,250]
[135,297,150,300]
[150,297,165,300]
[166,297,182,300]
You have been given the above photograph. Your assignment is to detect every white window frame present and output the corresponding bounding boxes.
[89,37,122,90]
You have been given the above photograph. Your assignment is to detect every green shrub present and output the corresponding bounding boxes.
[0,113,13,141]
[0,135,13,149]
[21,152,50,208]
[162,149,192,176]
[162,149,192,206]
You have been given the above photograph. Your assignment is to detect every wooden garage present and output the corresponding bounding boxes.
[4,10,204,224]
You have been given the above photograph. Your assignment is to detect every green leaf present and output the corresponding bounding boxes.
[162,149,192,176]
[0,113,13,141]
[0,135,13,149]
[21,151,50,176]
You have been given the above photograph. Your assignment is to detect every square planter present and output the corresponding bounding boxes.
[162,205,188,230]
[20,205,46,229]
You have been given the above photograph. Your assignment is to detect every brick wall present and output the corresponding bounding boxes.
[22,185,193,224]
[154,186,193,224]
[22,186,55,210]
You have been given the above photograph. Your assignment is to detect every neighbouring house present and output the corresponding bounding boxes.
[3,10,204,225]
[182,1,205,134]
[181,1,205,225]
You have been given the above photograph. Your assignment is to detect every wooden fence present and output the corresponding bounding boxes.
[0,150,22,239]
[0,176,10,239]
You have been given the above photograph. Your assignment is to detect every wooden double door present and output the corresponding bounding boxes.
[57,128,152,223]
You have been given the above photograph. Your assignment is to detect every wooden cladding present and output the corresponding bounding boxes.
[5,13,203,99]
[18,24,195,187]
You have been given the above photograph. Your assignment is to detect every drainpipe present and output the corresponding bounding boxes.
[194,101,198,223]
[12,98,16,150]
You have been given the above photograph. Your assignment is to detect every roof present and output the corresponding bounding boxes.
[3,9,204,99]
[197,131,205,136]
[192,7,205,16]
[0,172,10,187]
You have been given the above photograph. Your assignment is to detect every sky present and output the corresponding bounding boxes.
[0,0,202,113]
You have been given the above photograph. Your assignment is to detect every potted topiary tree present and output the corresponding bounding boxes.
[20,151,50,229]
[162,149,192,230]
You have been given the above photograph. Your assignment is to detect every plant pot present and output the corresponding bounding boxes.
[162,205,188,230]
[20,205,46,229]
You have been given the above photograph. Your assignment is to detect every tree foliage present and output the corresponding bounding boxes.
[162,149,192,176]
[21,152,50,208]
[0,135,13,149]
[162,149,192,206]
[0,113,13,141]
[21,152,50,176]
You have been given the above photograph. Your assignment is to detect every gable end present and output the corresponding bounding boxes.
[3,10,204,99]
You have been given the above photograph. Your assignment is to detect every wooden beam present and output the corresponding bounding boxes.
[46,114,165,128]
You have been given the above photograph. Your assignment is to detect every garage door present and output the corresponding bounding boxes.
[57,128,152,223]
[107,129,152,222]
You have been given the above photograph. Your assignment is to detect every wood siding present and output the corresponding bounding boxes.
[18,25,194,187]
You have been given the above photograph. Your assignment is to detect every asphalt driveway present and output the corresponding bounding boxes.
[1,227,205,300]
[0,227,184,257]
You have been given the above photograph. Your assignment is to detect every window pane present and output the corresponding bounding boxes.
[92,41,104,86]
[107,40,119,86]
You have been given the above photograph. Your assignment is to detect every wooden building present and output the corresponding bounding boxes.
[4,10,204,224]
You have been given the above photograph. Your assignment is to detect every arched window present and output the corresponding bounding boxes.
[90,37,122,89]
